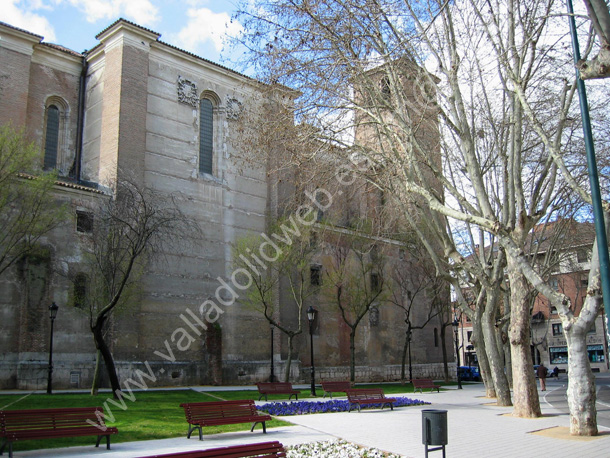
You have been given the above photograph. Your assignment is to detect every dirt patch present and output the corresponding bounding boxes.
[528,426,610,440]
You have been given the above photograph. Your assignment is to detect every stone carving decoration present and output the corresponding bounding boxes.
[177,76,198,107]
[369,305,380,327]
[226,97,243,120]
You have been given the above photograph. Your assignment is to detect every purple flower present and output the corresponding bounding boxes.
[258,397,429,416]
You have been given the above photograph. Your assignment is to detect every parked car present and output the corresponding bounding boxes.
[458,366,481,381]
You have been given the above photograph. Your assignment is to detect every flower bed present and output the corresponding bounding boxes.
[286,439,404,457]
[258,397,428,416]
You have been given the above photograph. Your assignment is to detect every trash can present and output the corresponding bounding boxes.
[422,409,447,457]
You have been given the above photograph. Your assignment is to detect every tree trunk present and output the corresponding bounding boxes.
[92,317,121,398]
[401,330,409,382]
[481,292,512,405]
[501,292,513,389]
[562,228,604,435]
[474,318,496,398]
[502,327,512,389]
[472,300,496,398]
[440,325,449,382]
[507,256,541,417]
[90,349,101,396]
[566,328,598,435]
[349,328,356,383]
[284,333,295,382]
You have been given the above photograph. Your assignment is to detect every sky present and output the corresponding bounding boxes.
[3,0,244,66]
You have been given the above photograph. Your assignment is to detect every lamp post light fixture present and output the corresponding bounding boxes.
[452,315,462,389]
[47,302,59,394]
[307,305,318,396]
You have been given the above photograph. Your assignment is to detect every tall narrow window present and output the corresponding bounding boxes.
[370,272,381,292]
[199,98,214,175]
[44,105,60,170]
[73,273,88,309]
[310,264,322,286]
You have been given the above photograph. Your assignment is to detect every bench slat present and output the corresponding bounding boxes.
[412,379,441,393]
[321,381,351,398]
[345,389,397,412]
[180,401,271,441]
[138,441,286,458]
[0,407,117,458]
[255,383,300,401]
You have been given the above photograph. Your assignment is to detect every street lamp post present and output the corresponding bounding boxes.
[47,302,59,394]
[269,324,275,382]
[407,328,413,382]
[452,316,462,389]
[307,306,317,396]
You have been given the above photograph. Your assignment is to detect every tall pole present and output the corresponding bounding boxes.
[453,318,462,389]
[307,306,317,396]
[567,0,610,328]
[47,302,59,394]
[269,324,275,382]
[309,322,316,396]
[407,329,413,382]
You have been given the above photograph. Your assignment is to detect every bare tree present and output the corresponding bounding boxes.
[79,176,196,397]
[389,243,444,382]
[321,231,386,382]
[0,125,67,276]
[232,217,318,382]
[233,0,609,430]
[579,0,610,79]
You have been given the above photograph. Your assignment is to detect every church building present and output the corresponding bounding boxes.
[0,19,450,390]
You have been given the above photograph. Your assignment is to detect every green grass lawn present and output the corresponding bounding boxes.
[0,389,290,454]
[0,381,453,453]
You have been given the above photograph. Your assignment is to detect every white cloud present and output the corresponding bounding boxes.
[3,0,56,41]
[64,0,159,26]
[175,7,242,55]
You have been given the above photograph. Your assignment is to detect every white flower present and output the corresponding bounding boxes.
[286,439,405,457]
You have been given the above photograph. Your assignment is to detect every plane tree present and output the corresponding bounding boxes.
[234,0,609,432]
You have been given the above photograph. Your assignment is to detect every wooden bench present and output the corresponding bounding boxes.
[321,381,352,398]
[345,388,397,412]
[0,406,118,458]
[179,400,271,441]
[137,441,286,458]
[412,379,441,393]
[255,382,300,401]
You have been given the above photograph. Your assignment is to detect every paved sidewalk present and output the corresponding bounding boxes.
[6,381,610,457]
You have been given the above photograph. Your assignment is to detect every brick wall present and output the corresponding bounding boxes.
[0,47,31,128]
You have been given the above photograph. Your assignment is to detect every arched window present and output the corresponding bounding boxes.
[44,105,60,170]
[199,98,214,175]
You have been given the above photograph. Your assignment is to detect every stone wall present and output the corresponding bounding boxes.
[0,19,454,390]
[315,362,452,383]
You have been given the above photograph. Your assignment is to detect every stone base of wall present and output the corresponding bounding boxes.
[0,356,456,390]
[222,360,301,384]
[313,362,451,383]
[0,357,209,391]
